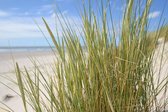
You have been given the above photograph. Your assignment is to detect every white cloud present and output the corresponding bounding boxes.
[39,4,54,12]
[148,11,160,19]
[0,12,82,39]
[0,18,46,38]
[36,4,55,16]
[10,8,20,11]
[0,10,10,17]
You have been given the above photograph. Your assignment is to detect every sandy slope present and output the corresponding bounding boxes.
[152,38,168,111]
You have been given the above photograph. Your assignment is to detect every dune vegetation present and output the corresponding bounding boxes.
[148,25,168,40]
[14,0,168,112]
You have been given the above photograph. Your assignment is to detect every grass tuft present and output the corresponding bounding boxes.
[14,0,168,112]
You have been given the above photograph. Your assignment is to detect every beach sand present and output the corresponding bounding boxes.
[152,38,168,111]
[1,39,168,111]
[0,50,56,112]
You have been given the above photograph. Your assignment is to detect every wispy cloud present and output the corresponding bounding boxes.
[148,11,160,19]
[36,4,55,16]
[0,10,10,17]
[0,11,81,39]
[10,8,20,11]
[0,18,45,38]
[39,4,54,12]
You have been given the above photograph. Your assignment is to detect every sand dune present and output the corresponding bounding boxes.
[152,38,168,110]
[1,39,168,111]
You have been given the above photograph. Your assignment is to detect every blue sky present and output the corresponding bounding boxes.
[0,0,167,47]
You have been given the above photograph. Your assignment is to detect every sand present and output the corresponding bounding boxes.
[152,38,168,111]
[1,39,168,111]
[0,50,56,112]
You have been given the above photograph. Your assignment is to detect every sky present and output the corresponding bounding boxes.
[0,0,167,47]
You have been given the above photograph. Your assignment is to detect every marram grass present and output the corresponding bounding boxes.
[14,0,168,112]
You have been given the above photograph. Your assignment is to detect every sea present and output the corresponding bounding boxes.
[0,46,55,53]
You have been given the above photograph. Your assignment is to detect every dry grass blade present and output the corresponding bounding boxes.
[15,63,28,112]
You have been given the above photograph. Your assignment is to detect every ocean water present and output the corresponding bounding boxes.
[0,46,54,53]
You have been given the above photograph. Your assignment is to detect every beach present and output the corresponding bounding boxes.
[0,39,168,111]
[0,50,56,112]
